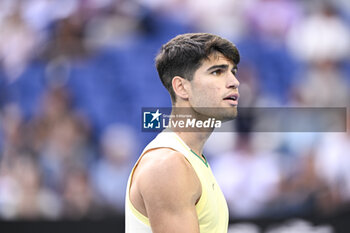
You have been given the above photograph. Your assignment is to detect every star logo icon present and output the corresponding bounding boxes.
[151,109,162,122]
[142,108,163,130]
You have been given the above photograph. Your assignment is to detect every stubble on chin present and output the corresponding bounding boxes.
[191,106,238,121]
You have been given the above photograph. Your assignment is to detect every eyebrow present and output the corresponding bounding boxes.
[206,64,237,72]
[206,64,229,72]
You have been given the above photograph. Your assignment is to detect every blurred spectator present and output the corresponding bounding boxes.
[92,124,138,214]
[267,150,324,217]
[21,0,79,31]
[184,0,248,39]
[287,3,350,63]
[314,116,350,214]
[0,162,21,219]
[287,5,350,107]
[61,167,97,219]
[33,87,93,191]
[245,0,302,43]
[292,60,349,107]
[0,104,24,154]
[237,0,301,103]
[12,153,60,219]
[0,1,38,81]
[43,14,87,60]
[0,152,61,219]
[211,134,281,218]
[84,1,141,50]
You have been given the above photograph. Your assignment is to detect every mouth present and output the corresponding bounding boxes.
[223,93,239,106]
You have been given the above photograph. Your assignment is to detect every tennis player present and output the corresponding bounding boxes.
[125,33,240,233]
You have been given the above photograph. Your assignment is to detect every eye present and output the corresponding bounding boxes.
[211,69,223,76]
[231,68,238,75]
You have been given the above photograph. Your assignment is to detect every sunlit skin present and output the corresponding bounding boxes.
[169,52,240,158]
[172,52,240,121]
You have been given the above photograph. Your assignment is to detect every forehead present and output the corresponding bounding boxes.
[199,52,235,70]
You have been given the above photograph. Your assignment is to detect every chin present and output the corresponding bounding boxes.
[193,106,238,121]
[218,107,238,122]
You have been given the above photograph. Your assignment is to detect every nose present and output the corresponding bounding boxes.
[226,72,240,89]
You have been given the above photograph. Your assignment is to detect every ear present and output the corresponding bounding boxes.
[172,76,190,100]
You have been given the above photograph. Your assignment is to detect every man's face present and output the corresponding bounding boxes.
[187,52,240,120]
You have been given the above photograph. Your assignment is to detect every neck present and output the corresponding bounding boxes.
[169,106,214,156]
[175,131,212,156]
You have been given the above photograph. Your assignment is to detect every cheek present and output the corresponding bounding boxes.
[192,84,222,106]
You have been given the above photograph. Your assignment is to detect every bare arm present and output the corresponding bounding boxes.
[136,149,201,233]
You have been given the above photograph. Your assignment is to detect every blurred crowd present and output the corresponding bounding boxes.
[0,0,349,221]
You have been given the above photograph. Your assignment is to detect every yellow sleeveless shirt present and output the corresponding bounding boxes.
[125,130,229,233]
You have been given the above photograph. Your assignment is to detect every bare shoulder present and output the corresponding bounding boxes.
[130,148,202,232]
[134,148,201,206]
[137,148,193,179]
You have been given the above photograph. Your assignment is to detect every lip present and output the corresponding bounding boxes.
[223,93,239,106]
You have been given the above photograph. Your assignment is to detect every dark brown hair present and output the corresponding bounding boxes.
[155,33,240,102]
